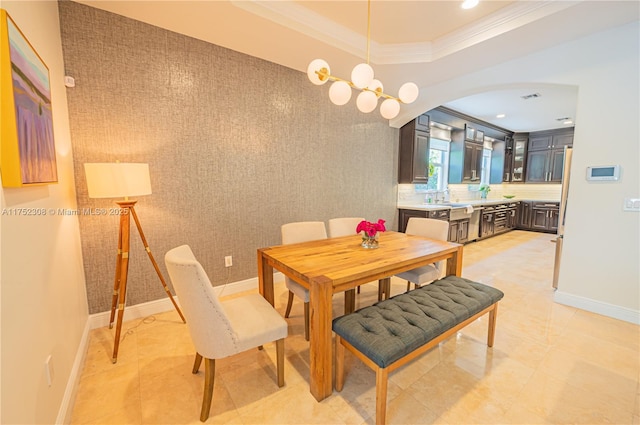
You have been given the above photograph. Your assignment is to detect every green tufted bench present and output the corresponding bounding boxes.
[332,275,504,425]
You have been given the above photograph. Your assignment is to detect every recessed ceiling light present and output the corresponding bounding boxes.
[461,0,479,9]
[563,120,573,125]
[496,113,506,118]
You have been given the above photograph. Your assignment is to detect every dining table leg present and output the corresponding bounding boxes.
[308,275,334,401]
[257,251,275,306]
[446,245,464,277]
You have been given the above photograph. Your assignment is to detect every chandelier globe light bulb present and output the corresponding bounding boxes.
[356,90,378,113]
[329,81,352,105]
[398,82,419,104]
[380,98,401,119]
[351,63,374,89]
[368,79,384,95]
[307,59,330,85]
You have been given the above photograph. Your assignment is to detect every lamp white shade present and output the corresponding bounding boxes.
[329,81,352,105]
[356,90,378,113]
[307,59,330,85]
[351,63,374,89]
[398,82,419,104]
[84,163,152,199]
[380,98,400,119]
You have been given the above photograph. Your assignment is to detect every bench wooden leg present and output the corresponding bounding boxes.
[375,367,389,425]
[335,335,345,391]
[487,304,498,347]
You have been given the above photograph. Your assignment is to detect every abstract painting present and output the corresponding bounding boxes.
[1,9,57,187]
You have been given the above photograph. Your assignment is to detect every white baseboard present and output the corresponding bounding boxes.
[57,318,91,424]
[554,290,640,325]
[87,273,284,330]
[61,273,284,424]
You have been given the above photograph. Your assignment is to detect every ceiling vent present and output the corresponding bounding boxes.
[521,93,541,100]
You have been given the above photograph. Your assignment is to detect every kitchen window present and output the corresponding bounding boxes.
[425,137,450,191]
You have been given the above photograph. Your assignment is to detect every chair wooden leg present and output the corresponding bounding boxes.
[284,291,294,318]
[406,281,411,292]
[192,353,203,374]
[200,358,215,422]
[276,338,285,387]
[357,285,361,294]
[303,302,310,341]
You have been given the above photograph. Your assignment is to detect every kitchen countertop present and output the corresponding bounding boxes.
[397,198,560,211]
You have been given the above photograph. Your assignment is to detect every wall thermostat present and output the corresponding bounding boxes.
[586,165,620,181]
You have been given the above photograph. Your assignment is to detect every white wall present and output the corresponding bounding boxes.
[419,22,640,323]
[1,2,89,424]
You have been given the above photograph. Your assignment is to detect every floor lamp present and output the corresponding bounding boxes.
[84,162,186,363]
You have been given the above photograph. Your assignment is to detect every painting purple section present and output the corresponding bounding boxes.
[9,34,57,184]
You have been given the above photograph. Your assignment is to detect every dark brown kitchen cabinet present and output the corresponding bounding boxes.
[526,129,573,183]
[463,142,483,182]
[518,201,532,229]
[506,203,519,229]
[398,208,450,233]
[399,117,430,184]
[530,202,559,232]
[526,148,565,183]
[398,209,426,233]
[449,129,483,184]
[480,206,495,238]
[506,134,527,183]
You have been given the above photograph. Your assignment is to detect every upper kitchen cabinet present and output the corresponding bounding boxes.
[398,114,430,184]
[504,133,528,183]
[428,107,512,184]
[526,128,574,183]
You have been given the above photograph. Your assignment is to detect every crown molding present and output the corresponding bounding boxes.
[232,0,580,64]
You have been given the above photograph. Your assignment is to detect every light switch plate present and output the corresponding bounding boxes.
[623,198,640,212]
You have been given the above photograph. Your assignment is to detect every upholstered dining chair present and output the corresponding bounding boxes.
[328,217,365,239]
[164,245,287,422]
[396,217,450,291]
[328,217,389,301]
[281,221,327,341]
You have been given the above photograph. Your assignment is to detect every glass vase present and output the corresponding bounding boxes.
[361,233,379,249]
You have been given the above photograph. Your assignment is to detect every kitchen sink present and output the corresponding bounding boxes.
[448,204,473,220]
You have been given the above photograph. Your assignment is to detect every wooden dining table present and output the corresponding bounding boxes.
[257,230,463,402]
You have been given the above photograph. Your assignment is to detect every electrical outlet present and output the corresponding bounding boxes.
[224,256,233,267]
[45,355,54,387]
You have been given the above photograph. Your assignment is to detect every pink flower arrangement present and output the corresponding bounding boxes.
[356,219,386,237]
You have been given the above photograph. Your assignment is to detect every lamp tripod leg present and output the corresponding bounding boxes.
[108,220,124,329]
[112,207,132,363]
[129,206,186,324]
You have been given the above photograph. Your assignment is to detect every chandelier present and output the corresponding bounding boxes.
[306,0,419,120]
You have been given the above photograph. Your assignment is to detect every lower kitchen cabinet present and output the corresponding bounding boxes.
[398,208,450,233]
[480,207,495,238]
[449,219,470,243]
[530,202,559,232]
[518,201,532,229]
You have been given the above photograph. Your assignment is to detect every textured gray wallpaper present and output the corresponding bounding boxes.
[59,1,399,314]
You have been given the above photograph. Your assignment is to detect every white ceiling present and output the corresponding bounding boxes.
[76,1,639,131]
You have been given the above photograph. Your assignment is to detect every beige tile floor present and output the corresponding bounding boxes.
[71,231,640,424]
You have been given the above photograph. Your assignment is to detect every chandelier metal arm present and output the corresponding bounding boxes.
[315,69,403,103]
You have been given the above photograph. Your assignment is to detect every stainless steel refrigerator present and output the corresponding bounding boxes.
[553,146,573,289]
